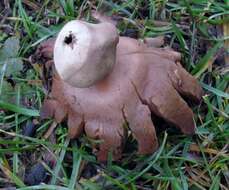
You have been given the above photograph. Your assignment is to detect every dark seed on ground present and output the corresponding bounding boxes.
[23,120,37,137]
[24,163,47,185]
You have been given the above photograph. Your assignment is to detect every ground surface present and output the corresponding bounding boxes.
[0,0,228,190]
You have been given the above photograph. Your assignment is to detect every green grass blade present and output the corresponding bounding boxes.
[192,42,223,78]
[50,137,70,184]
[68,142,82,190]
[0,100,39,116]
[0,157,25,187]
[201,82,229,99]
[129,132,168,182]
[18,185,69,190]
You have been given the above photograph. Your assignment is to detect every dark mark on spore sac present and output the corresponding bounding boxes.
[64,33,73,44]
[64,32,76,49]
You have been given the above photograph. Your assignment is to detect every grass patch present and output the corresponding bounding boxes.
[0,0,228,189]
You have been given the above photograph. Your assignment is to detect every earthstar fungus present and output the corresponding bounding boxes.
[37,19,203,161]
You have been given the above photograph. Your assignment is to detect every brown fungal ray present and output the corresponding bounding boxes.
[37,35,203,162]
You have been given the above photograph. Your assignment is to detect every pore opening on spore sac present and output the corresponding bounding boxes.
[64,33,74,45]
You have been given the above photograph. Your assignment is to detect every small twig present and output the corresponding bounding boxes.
[43,121,58,140]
